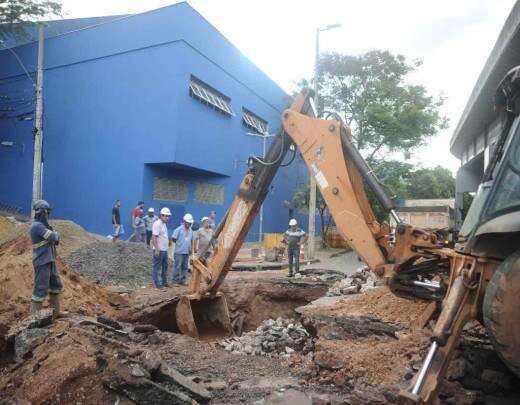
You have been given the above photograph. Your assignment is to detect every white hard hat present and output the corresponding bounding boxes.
[148,207,155,213]
[183,213,194,223]
[289,219,297,226]
[160,207,171,216]
[201,216,210,222]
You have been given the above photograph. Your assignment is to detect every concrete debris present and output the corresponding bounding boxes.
[6,309,53,344]
[219,317,314,357]
[326,266,379,296]
[14,328,49,361]
[139,349,162,375]
[157,364,212,403]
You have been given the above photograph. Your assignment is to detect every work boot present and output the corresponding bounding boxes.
[49,294,68,319]
[30,300,43,314]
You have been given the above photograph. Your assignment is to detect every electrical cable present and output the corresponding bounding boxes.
[249,130,286,167]
[279,147,297,167]
[0,40,36,88]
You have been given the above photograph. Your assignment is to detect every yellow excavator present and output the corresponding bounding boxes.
[175,66,520,404]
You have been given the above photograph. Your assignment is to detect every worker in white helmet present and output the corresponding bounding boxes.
[151,207,171,288]
[171,213,194,285]
[283,218,308,277]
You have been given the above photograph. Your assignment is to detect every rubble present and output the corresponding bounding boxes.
[6,309,53,343]
[325,266,380,297]
[219,318,314,357]
[64,240,152,289]
[14,328,49,361]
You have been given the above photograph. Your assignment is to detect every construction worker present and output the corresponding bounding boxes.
[30,200,64,317]
[143,207,158,247]
[134,210,146,243]
[130,201,144,241]
[171,213,194,285]
[111,199,123,243]
[208,210,217,229]
[152,207,171,288]
[195,216,215,263]
[283,218,308,277]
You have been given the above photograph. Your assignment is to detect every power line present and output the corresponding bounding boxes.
[0,39,37,88]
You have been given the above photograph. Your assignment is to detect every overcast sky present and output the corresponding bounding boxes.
[59,0,517,173]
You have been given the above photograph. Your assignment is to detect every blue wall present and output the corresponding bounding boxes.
[0,2,309,240]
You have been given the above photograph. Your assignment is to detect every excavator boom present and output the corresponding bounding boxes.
[175,89,504,404]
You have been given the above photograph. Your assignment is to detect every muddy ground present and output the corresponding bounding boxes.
[1,217,519,404]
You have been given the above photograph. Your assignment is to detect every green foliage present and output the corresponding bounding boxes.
[407,166,455,199]
[0,0,62,40]
[301,49,448,159]
[293,160,456,225]
[369,161,455,221]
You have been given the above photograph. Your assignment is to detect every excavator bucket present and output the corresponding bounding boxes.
[175,293,232,339]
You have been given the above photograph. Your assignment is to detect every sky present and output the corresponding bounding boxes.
[58,0,517,173]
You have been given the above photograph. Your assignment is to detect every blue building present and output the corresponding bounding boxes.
[0,2,309,239]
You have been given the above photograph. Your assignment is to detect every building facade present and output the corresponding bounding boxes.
[451,1,520,229]
[0,3,310,239]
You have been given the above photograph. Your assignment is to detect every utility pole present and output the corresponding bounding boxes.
[308,24,341,260]
[247,131,275,243]
[31,26,44,211]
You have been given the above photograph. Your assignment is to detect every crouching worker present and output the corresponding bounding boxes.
[30,200,65,318]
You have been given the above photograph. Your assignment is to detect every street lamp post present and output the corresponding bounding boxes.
[247,131,275,244]
[308,23,341,260]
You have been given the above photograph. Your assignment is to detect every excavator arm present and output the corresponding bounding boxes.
[175,90,495,404]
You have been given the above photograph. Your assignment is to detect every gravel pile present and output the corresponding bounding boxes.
[326,266,380,297]
[219,317,314,357]
[64,240,153,289]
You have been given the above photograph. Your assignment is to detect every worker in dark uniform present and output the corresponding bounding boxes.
[30,200,64,318]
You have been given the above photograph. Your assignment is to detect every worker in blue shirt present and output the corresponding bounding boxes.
[30,200,64,318]
[171,213,194,285]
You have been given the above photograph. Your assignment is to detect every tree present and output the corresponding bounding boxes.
[0,0,61,40]
[302,50,448,159]
[369,161,455,221]
[292,184,333,247]
[407,166,455,199]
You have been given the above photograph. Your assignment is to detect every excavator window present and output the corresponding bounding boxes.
[487,117,520,215]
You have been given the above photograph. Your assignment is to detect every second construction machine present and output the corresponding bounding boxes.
[175,68,520,404]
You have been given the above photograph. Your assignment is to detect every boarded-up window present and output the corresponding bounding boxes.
[153,177,188,202]
[194,183,224,205]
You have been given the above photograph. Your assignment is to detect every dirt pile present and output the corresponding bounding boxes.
[0,216,28,245]
[293,287,520,403]
[64,240,152,288]
[0,235,127,336]
[50,219,102,257]
[1,313,212,404]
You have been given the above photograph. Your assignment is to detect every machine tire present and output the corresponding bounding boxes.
[483,251,520,378]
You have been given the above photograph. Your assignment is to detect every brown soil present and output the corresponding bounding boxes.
[221,278,328,332]
[0,216,27,245]
[298,287,432,387]
[312,287,430,327]
[0,235,127,335]
[314,331,429,385]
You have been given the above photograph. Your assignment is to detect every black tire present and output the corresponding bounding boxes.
[483,251,520,378]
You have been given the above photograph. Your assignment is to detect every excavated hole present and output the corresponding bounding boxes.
[134,279,329,338]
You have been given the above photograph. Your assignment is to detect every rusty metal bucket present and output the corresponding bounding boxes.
[175,293,232,339]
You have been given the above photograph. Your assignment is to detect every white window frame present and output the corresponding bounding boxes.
[242,109,268,135]
[189,79,234,116]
